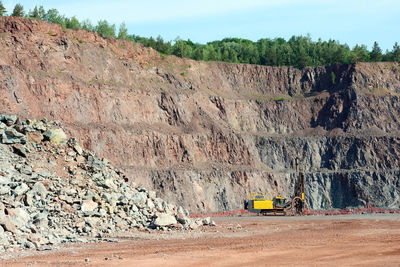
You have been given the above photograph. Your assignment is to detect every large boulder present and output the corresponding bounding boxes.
[7,208,30,228]
[31,182,48,199]
[2,128,27,144]
[132,192,148,207]
[26,131,43,143]
[0,114,17,126]
[0,213,17,233]
[13,183,29,196]
[81,199,98,212]
[43,128,67,145]
[153,213,177,227]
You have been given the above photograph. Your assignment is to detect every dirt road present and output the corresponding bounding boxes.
[2,214,400,266]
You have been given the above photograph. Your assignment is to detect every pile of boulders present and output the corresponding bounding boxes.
[0,114,214,252]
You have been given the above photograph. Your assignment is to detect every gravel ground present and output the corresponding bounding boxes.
[2,213,400,266]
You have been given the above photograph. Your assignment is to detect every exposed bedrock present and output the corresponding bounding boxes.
[1,17,400,211]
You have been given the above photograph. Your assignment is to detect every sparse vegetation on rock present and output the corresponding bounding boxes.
[2,4,400,67]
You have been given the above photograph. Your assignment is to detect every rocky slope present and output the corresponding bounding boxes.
[0,17,400,211]
[0,114,213,252]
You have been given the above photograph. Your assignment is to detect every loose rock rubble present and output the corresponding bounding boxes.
[0,114,215,252]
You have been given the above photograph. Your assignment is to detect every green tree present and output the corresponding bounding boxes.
[28,5,39,18]
[45,8,62,24]
[147,36,156,48]
[154,35,172,54]
[204,44,217,61]
[11,3,24,17]
[297,45,309,67]
[38,6,46,20]
[117,22,128,40]
[192,47,204,60]
[66,16,80,29]
[43,8,67,28]
[81,19,94,31]
[0,1,7,16]
[393,42,400,62]
[370,41,382,62]
[95,20,115,38]
[350,44,369,62]
[172,38,192,58]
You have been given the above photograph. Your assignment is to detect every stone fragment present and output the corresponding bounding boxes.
[0,121,6,129]
[26,131,43,143]
[12,144,29,157]
[5,128,23,138]
[0,176,10,185]
[147,198,155,210]
[0,186,10,195]
[43,128,67,145]
[153,213,177,227]
[76,155,85,164]
[37,245,52,251]
[74,143,83,155]
[31,182,48,199]
[202,217,211,225]
[87,155,104,171]
[176,215,190,225]
[59,195,74,204]
[2,128,27,144]
[131,204,139,213]
[148,190,156,199]
[24,241,35,249]
[153,199,165,212]
[20,165,32,175]
[33,217,49,228]
[188,221,199,230]
[81,199,98,212]
[98,209,107,217]
[177,206,185,215]
[13,183,29,196]
[0,216,17,233]
[132,192,147,207]
[39,170,52,178]
[7,208,30,228]
[25,193,33,206]
[103,179,116,189]
[0,114,18,126]
[85,217,99,228]
[142,209,150,217]
[33,120,47,132]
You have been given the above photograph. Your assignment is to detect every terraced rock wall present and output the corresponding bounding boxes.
[1,17,400,211]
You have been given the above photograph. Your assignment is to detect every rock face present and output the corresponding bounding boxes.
[0,115,211,252]
[0,17,400,211]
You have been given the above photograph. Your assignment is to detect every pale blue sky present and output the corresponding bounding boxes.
[2,0,399,50]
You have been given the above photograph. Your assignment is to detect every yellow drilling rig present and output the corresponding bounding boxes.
[244,157,309,215]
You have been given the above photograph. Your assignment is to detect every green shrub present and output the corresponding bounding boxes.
[331,71,336,85]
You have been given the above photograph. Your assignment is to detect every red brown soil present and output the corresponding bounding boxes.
[2,214,400,266]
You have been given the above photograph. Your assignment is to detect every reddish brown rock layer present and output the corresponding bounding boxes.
[1,17,400,211]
